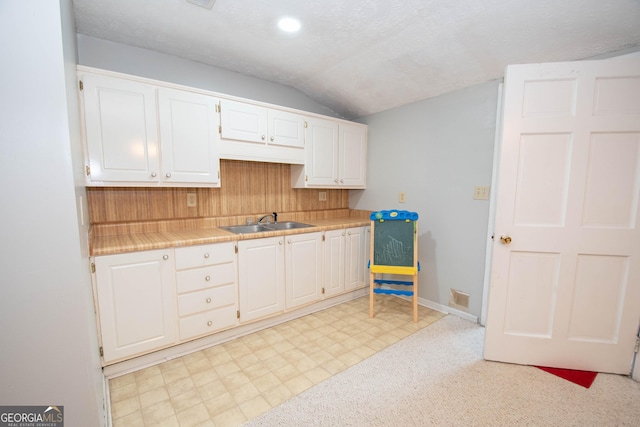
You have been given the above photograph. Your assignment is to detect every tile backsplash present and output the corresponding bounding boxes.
[87,160,350,225]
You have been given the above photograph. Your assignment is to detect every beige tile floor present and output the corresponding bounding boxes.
[109,295,446,426]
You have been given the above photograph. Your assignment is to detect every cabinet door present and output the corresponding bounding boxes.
[81,74,159,183]
[305,117,339,186]
[268,109,305,149]
[219,99,267,143]
[345,227,367,290]
[285,232,322,309]
[158,88,221,185]
[94,250,176,363]
[238,237,285,322]
[339,123,367,188]
[323,229,345,296]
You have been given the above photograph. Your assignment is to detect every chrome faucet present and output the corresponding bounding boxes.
[257,212,278,224]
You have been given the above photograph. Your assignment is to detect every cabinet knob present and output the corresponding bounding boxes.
[151,172,157,178]
[342,232,345,236]
[206,297,212,303]
[287,239,291,244]
[334,179,338,183]
[207,321,213,326]
[340,179,344,183]
[205,275,211,281]
[162,255,169,260]
[204,253,210,259]
[279,240,283,245]
[348,231,352,235]
[165,172,171,178]
[261,135,266,140]
[270,136,274,142]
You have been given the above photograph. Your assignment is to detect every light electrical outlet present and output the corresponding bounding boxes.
[399,191,406,203]
[319,191,327,201]
[187,192,197,207]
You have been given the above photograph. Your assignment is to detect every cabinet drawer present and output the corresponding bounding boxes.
[176,263,236,294]
[177,284,236,317]
[174,242,236,270]
[179,306,237,341]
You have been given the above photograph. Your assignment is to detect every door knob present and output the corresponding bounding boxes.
[500,235,512,245]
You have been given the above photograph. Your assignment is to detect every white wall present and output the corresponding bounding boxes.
[352,80,500,318]
[77,34,341,119]
[0,1,104,425]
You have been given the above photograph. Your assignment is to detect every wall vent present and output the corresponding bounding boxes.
[449,288,470,311]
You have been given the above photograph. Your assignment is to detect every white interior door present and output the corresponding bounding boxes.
[484,56,640,374]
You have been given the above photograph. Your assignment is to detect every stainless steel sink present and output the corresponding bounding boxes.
[219,221,314,234]
[219,224,272,234]
[263,221,314,230]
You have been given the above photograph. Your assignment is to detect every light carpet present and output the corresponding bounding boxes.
[244,315,640,426]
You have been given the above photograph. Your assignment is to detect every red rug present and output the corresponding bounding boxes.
[536,366,598,388]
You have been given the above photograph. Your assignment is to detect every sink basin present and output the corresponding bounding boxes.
[220,221,314,234]
[219,224,272,234]
[263,221,314,230]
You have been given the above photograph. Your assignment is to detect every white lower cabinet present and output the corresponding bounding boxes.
[174,242,238,341]
[323,226,369,297]
[238,236,285,322]
[93,228,368,365]
[323,229,346,296]
[345,226,368,291]
[93,249,177,363]
[285,232,323,309]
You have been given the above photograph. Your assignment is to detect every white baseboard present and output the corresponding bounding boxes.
[418,296,479,323]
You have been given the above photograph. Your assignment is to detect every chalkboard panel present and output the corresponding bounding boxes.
[373,220,415,267]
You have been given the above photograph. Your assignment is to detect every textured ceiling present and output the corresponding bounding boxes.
[72,0,640,119]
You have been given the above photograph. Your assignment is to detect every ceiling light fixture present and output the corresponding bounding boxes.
[278,17,301,33]
[186,0,216,9]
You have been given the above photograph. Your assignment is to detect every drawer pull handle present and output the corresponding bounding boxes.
[205,275,211,281]
[207,321,213,326]
[204,253,210,259]
[206,297,212,303]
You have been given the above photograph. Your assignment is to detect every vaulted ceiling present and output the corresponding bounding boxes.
[72,0,640,119]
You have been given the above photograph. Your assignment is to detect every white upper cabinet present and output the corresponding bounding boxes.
[79,69,221,187]
[291,118,367,188]
[338,123,367,188]
[78,67,366,182]
[158,88,220,185]
[81,73,160,184]
[219,99,305,164]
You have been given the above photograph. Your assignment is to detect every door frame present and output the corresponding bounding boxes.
[480,82,503,327]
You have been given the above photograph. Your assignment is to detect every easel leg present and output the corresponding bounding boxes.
[413,273,418,323]
[369,271,375,318]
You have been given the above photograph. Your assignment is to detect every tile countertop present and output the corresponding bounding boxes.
[90,217,371,256]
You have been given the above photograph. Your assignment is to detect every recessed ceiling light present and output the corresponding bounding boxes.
[278,17,301,33]
[186,0,216,9]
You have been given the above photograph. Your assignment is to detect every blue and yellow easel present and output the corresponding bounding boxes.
[369,210,419,322]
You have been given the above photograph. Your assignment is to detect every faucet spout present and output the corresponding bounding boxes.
[257,212,278,224]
